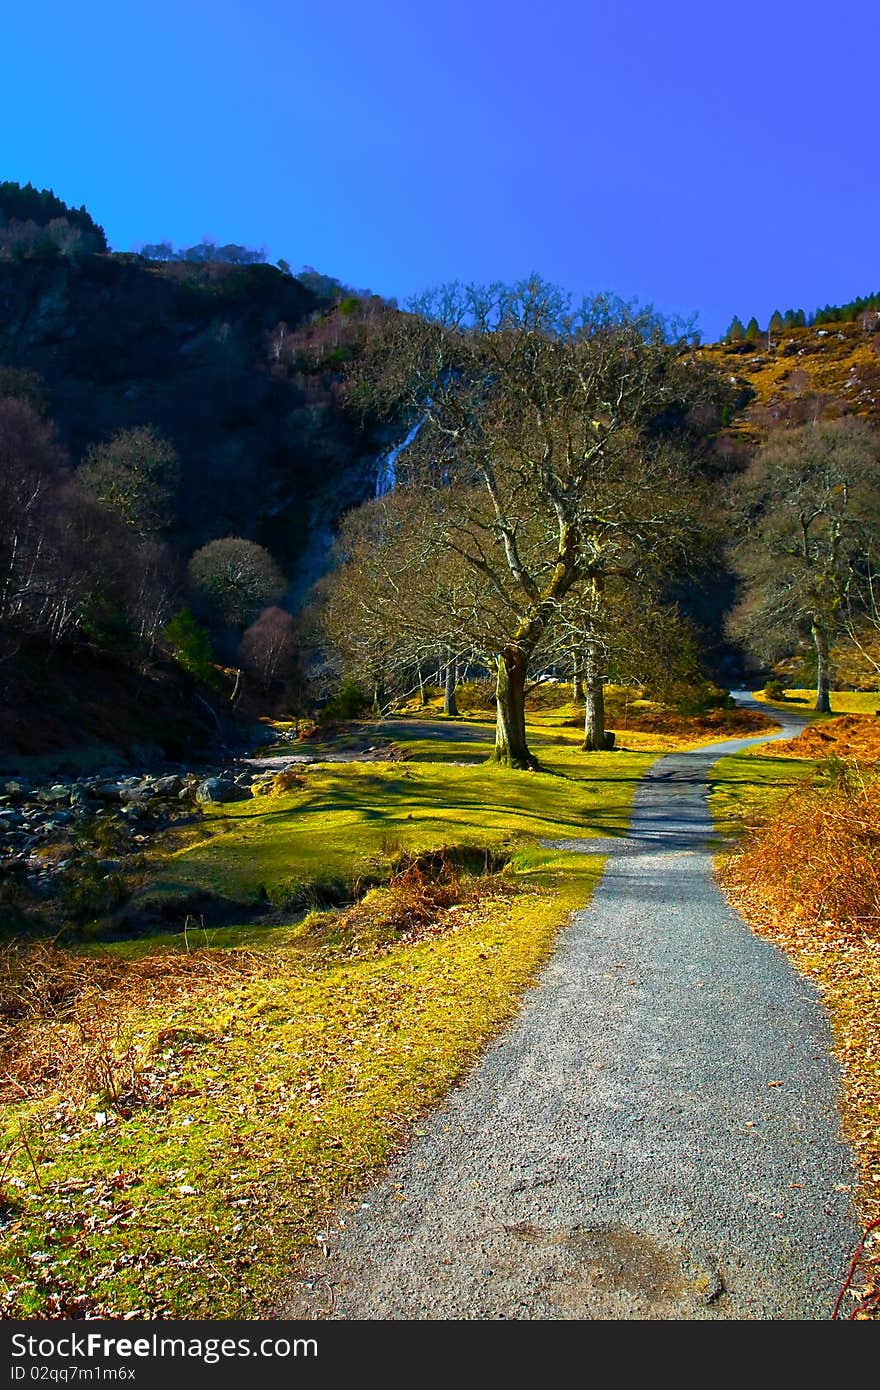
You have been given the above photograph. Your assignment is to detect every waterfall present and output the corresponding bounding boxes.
[375,415,426,496]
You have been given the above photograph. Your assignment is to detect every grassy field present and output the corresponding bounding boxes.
[144,714,655,923]
[753,688,880,718]
[1,865,599,1318]
[709,751,819,837]
[1,706,670,1318]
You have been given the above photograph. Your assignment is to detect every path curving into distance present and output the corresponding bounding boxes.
[281,694,859,1320]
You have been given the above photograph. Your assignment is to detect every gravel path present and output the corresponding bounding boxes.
[281,696,859,1320]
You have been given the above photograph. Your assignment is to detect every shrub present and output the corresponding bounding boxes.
[455,679,496,711]
[728,770,880,934]
[163,608,219,687]
[320,677,370,723]
[663,680,731,716]
[188,538,285,630]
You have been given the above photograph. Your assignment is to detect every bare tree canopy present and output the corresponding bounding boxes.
[188,537,286,630]
[77,426,180,537]
[728,416,880,711]
[327,278,723,766]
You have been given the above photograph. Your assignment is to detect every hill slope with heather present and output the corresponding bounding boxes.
[701,318,880,441]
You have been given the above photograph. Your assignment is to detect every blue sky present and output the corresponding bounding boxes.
[2,0,877,339]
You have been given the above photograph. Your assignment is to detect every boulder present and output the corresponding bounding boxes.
[152,775,185,797]
[195,777,248,804]
[91,782,121,801]
[37,785,70,805]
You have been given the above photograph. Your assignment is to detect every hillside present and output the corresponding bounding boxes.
[0,252,386,583]
[701,318,880,440]
[0,185,398,765]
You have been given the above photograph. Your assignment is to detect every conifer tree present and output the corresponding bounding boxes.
[725,316,745,341]
[744,317,761,342]
[768,309,784,334]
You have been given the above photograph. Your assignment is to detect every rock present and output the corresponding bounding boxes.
[37,785,70,805]
[119,786,153,804]
[152,775,185,797]
[92,781,124,801]
[97,859,123,873]
[195,777,248,804]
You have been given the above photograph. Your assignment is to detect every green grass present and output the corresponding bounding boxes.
[0,859,602,1318]
[142,719,654,922]
[752,687,880,718]
[709,751,819,837]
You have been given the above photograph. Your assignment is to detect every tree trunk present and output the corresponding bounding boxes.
[443,654,458,716]
[582,640,614,751]
[492,650,536,768]
[417,664,426,706]
[812,622,832,713]
[571,650,584,703]
[372,675,386,717]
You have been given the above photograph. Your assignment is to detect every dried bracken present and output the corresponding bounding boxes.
[719,768,880,1317]
[0,940,266,1108]
[767,714,880,765]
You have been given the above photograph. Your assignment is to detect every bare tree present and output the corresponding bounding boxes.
[347,279,718,766]
[0,398,68,629]
[77,426,180,536]
[188,537,286,629]
[728,417,880,711]
[239,606,299,690]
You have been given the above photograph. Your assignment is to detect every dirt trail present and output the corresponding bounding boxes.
[281,696,859,1320]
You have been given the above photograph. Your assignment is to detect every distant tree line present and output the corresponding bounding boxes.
[725,290,880,341]
[138,244,382,313]
[0,181,108,261]
[138,238,268,266]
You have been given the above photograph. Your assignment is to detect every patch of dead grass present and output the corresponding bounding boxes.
[768,714,880,765]
[718,769,880,1317]
[0,941,266,1111]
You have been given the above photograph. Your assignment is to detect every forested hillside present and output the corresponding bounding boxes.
[0,184,394,762]
[0,248,386,569]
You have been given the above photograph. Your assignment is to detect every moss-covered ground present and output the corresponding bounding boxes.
[709,751,819,837]
[146,714,655,920]
[0,706,671,1318]
[753,688,880,719]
